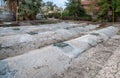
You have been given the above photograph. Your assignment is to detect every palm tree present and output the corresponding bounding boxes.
[4,0,21,13]
[4,0,22,21]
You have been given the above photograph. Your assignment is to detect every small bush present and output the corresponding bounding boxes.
[62,11,69,17]
[47,12,61,18]
[61,15,92,21]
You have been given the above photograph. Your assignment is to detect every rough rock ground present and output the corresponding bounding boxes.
[0,35,120,78]
[0,22,99,59]
[0,22,87,36]
[0,22,120,78]
[52,35,120,78]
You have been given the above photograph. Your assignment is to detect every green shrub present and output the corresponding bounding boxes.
[47,12,61,18]
[61,14,92,21]
[19,0,42,20]
[62,10,69,17]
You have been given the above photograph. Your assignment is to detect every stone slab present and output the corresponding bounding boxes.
[0,46,71,78]
[0,24,99,59]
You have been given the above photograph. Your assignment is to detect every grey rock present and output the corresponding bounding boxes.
[0,10,14,22]
[36,13,44,20]
[0,61,8,75]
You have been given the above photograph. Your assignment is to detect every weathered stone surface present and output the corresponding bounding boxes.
[63,34,104,58]
[54,42,83,58]
[0,24,99,59]
[1,35,120,78]
[36,13,44,20]
[62,26,118,58]
[95,47,120,78]
[0,26,119,78]
[0,22,87,36]
[65,39,91,58]
[91,26,118,38]
[52,35,120,78]
[0,46,71,78]
[0,10,14,22]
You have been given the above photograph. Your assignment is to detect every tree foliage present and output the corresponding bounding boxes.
[97,0,120,21]
[4,0,22,14]
[41,1,57,14]
[19,0,42,20]
[4,0,42,20]
[45,1,56,10]
[65,0,86,17]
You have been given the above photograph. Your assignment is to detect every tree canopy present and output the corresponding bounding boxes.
[65,0,86,17]
[97,0,120,22]
[4,0,42,20]
[19,0,42,20]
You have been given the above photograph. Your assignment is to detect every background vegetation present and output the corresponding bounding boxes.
[2,0,120,22]
[96,0,120,22]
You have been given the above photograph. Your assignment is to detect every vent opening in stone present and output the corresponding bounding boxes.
[53,42,74,53]
[27,31,38,35]
[53,42,69,48]
[12,28,20,30]
[90,33,100,36]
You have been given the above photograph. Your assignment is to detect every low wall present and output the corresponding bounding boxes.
[0,24,99,59]
[0,22,87,36]
[0,26,118,78]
